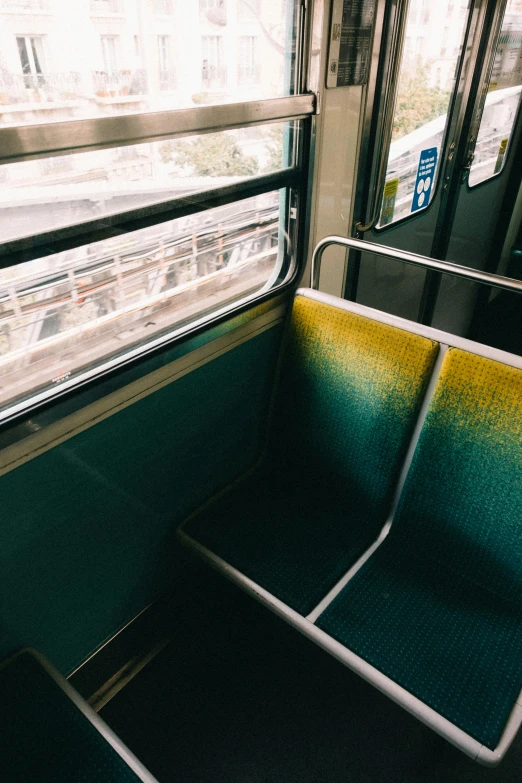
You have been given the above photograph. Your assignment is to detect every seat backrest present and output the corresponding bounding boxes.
[390,347,522,603]
[270,294,439,524]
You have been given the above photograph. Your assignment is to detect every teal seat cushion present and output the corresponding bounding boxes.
[317,544,522,749]
[183,464,382,615]
[318,348,522,749]
[182,296,438,616]
[0,651,145,783]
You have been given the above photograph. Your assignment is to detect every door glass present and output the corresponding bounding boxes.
[469,1,522,187]
[377,0,471,228]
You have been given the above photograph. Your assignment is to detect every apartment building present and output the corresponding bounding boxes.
[0,0,287,126]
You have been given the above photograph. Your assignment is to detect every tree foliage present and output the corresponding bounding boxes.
[392,60,450,140]
[264,125,285,172]
[162,133,259,177]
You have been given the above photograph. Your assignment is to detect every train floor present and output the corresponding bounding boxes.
[101,565,522,783]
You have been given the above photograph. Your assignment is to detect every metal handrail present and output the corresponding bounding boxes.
[311,235,522,295]
[0,94,316,164]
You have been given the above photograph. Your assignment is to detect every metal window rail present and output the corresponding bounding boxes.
[0,94,316,164]
[311,235,522,295]
[0,168,299,270]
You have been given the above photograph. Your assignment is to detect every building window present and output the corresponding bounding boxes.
[134,35,140,58]
[101,35,118,73]
[154,0,173,12]
[238,36,259,84]
[158,35,175,90]
[202,36,226,88]
[17,36,46,82]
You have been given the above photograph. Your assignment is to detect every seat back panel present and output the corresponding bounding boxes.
[391,347,522,602]
[271,295,440,527]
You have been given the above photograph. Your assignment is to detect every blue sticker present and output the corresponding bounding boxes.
[411,147,438,213]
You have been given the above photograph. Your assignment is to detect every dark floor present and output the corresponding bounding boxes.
[100,565,522,783]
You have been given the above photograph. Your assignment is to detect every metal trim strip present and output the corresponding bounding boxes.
[177,289,522,763]
[0,273,290,432]
[0,168,299,269]
[305,344,449,623]
[0,305,286,477]
[312,235,522,295]
[178,529,522,766]
[0,95,316,164]
[299,287,522,369]
[0,648,160,783]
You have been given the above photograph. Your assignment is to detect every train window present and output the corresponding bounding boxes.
[0,1,296,128]
[377,0,471,228]
[0,189,290,415]
[0,122,294,244]
[0,0,310,421]
[468,2,522,187]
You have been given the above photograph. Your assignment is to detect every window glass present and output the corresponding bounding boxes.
[468,1,522,186]
[0,189,290,413]
[0,121,295,244]
[0,0,297,128]
[377,0,471,228]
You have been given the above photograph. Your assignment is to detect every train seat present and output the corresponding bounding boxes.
[0,649,157,782]
[179,290,522,764]
[317,347,522,755]
[180,293,438,615]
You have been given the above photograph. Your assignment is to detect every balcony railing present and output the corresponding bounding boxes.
[93,69,148,97]
[90,0,123,14]
[159,69,176,92]
[154,0,173,13]
[0,72,81,105]
[238,63,261,85]
[0,0,50,9]
[202,66,227,90]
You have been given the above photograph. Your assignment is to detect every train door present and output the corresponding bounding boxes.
[338,0,522,336]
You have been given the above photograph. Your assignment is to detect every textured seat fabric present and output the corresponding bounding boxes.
[318,348,522,750]
[0,651,146,783]
[182,295,438,616]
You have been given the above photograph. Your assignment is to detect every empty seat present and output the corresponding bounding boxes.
[181,295,438,615]
[317,348,522,750]
[0,649,157,782]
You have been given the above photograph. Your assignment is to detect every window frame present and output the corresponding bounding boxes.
[0,96,314,435]
[372,0,474,232]
[201,35,225,89]
[100,34,119,74]
[466,86,522,190]
[0,0,311,436]
[17,34,47,77]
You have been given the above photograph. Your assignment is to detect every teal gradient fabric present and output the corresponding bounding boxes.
[0,652,146,782]
[318,348,522,749]
[183,296,438,615]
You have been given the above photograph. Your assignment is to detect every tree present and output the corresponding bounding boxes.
[162,133,259,177]
[264,125,285,172]
[392,60,450,140]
